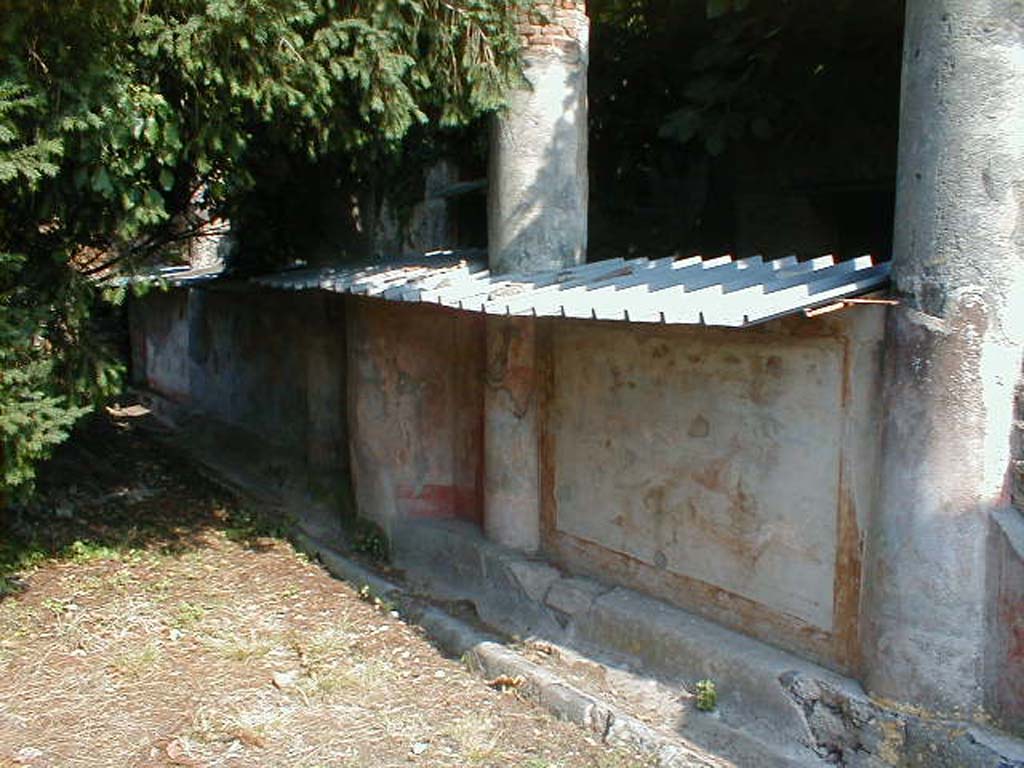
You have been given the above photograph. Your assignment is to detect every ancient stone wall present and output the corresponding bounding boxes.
[130,286,349,483]
[538,308,887,673]
[346,297,485,531]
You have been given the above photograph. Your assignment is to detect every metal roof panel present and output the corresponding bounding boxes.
[249,250,891,327]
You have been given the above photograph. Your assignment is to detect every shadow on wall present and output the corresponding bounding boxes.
[131,287,352,532]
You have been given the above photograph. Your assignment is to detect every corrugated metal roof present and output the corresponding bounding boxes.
[253,250,890,327]
[115,264,225,288]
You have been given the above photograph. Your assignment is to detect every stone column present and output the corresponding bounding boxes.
[483,316,540,552]
[862,0,1024,717]
[487,0,588,275]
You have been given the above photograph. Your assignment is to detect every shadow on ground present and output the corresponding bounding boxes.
[0,405,282,599]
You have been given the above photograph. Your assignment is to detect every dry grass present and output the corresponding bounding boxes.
[0,412,654,768]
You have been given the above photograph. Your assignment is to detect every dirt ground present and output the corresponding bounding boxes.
[0,411,653,768]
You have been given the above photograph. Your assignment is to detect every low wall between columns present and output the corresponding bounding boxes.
[345,297,485,532]
[536,309,887,673]
[131,287,895,675]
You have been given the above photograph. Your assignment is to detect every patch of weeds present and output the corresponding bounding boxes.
[188,704,280,750]
[144,576,175,594]
[349,517,388,562]
[215,632,278,663]
[222,507,288,544]
[300,625,355,665]
[694,678,717,712]
[173,601,207,629]
[449,714,501,764]
[0,574,25,596]
[64,539,122,564]
[301,658,393,700]
[0,538,47,596]
[356,584,396,614]
[111,642,162,679]
[593,754,659,768]
[104,568,138,592]
[41,597,70,616]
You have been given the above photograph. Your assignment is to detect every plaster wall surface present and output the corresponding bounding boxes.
[134,287,348,478]
[985,381,1024,736]
[484,316,541,551]
[132,290,191,402]
[543,310,886,668]
[346,297,485,530]
[988,509,1024,735]
[188,290,318,454]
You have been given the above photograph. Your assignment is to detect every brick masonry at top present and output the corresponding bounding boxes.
[518,0,588,57]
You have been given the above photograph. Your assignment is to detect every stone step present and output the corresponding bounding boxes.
[388,518,1024,767]
[390,519,888,765]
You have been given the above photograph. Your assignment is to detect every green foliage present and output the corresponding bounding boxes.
[694,678,717,711]
[351,517,389,561]
[0,0,523,503]
[0,254,90,497]
[0,86,94,501]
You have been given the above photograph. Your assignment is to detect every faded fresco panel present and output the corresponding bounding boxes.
[551,322,841,630]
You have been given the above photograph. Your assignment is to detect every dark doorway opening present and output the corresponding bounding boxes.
[587,0,904,264]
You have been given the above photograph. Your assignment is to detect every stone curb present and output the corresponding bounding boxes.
[291,532,731,768]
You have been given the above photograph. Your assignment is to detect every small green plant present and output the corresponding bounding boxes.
[174,601,207,629]
[694,679,717,712]
[41,597,69,616]
[350,517,388,561]
[222,507,285,542]
[65,539,120,564]
[356,583,397,614]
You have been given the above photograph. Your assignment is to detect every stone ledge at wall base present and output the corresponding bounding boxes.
[388,518,1024,768]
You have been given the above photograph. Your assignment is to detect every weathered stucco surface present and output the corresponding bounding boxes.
[988,509,1024,735]
[541,310,886,669]
[862,0,1024,716]
[346,297,485,530]
[487,1,589,274]
[550,323,842,629]
[130,290,191,402]
[483,316,541,552]
[130,287,349,478]
[189,289,316,452]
